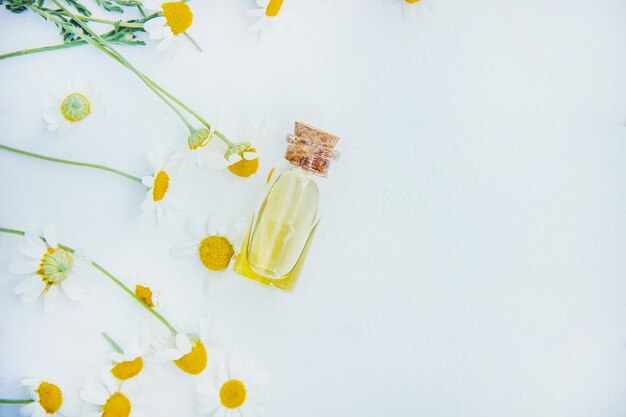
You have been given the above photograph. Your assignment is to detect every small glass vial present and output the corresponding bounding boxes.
[234,121,340,292]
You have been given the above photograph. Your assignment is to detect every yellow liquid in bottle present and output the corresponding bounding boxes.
[234,168,319,291]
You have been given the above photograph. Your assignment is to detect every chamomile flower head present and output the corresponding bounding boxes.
[11,224,90,312]
[197,353,269,417]
[171,216,244,291]
[43,80,99,134]
[226,119,270,178]
[173,125,231,170]
[143,0,194,57]
[387,0,437,19]
[109,333,152,381]
[134,284,159,308]
[156,316,214,375]
[140,151,183,224]
[247,0,295,40]
[20,378,72,417]
[80,373,142,417]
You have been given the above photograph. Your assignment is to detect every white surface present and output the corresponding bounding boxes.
[1,0,626,416]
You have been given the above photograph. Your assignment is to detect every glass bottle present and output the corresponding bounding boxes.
[234,121,340,292]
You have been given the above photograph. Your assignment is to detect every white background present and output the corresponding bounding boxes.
[1,0,626,416]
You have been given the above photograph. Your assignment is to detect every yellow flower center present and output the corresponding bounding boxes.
[265,0,284,17]
[60,93,91,122]
[152,170,170,202]
[37,382,63,414]
[173,339,207,375]
[227,147,259,178]
[405,0,421,3]
[134,284,154,307]
[38,247,74,285]
[101,392,131,417]
[162,2,193,35]
[219,379,247,409]
[111,357,144,380]
[197,236,235,271]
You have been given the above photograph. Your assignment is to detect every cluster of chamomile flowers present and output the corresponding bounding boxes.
[14,330,268,417]
[42,74,270,225]
[6,224,268,417]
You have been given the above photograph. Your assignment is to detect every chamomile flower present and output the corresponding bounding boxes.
[143,0,194,56]
[171,216,244,290]
[387,0,436,19]
[156,316,214,375]
[43,80,99,134]
[197,353,269,417]
[140,151,183,223]
[11,224,89,312]
[109,333,152,381]
[20,378,72,417]
[172,126,231,170]
[80,373,142,417]
[226,119,270,178]
[247,0,295,40]
[134,284,159,308]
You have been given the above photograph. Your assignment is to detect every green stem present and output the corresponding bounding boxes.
[0,399,33,404]
[0,144,144,184]
[102,332,123,353]
[0,227,26,236]
[0,41,83,60]
[0,227,178,336]
[43,0,237,148]
[183,32,202,52]
[213,130,235,147]
[80,16,143,28]
[34,4,196,133]
[89,261,178,335]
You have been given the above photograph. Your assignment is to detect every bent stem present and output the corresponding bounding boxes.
[0,227,178,336]
[43,0,236,149]
[0,144,144,184]
[0,399,33,404]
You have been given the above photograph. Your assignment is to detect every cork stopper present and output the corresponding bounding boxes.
[284,121,340,176]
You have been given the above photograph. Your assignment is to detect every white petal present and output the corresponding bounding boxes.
[214,406,227,417]
[14,276,44,294]
[25,232,46,253]
[42,224,58,247]
[249,17,267,33]
[102,372,119,394]
[10,261,39,274]
[60,277,85,300]
[19,402,39,417]
[141,176,155,187]
[143,16,166,31]
[175,333,192,353]
[158,348,186,360]
[149,26,173,40]
[243,151,258,160]
[156,36,175,53]
[227,153,243,164]
[125,341,142,360]
[44,285,59,312]
[21,283,45,304]
[111,352,125,363]
[43,106,61,124]
[170,243,198,257]
[80,389,108,406]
